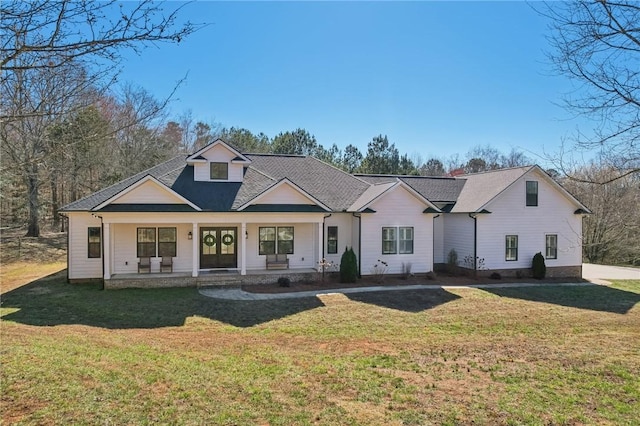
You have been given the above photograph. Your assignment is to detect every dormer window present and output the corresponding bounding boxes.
[526,181,538,206]
[210,162,228,180]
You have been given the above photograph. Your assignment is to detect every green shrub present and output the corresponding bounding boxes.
[532,252,546,279]
[340,247,358,283]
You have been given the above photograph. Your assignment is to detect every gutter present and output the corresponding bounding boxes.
[468,213,478,273]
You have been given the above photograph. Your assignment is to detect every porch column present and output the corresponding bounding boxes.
[241,222,247,275]
[103,222,111,280]
[317,221,323,271]
[191,223,198,277]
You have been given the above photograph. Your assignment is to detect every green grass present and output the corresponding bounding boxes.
[2,272,639,425]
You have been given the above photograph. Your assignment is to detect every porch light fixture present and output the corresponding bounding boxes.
[245,230,248,239]
[188,231,193,240]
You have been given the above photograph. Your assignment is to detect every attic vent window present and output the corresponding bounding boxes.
[210,162,228,180]
[526,181,538,206]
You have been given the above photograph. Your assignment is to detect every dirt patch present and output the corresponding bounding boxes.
[242,273,585,294]
[0,227,67,264]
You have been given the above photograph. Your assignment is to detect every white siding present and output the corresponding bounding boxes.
[193,144,244,182]
[113,180,184,204]
[360,186,434,275]
[324,213,354,266]
[442,214,475,267]
[245,222,317,270]
[256,184,316,205]
[67,212,103,279]
[111,223,194,274]
[478,169,583,270]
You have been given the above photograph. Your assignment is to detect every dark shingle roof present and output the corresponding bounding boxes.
[61,155,188,211]
[170,166,242,211]
[355,174,465,203]
[244,154,370,211]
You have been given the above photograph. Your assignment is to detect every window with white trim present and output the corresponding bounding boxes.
[382,227,397,254]
[505,235,518,261]
[399,227,414,254]
[546,234,557,259]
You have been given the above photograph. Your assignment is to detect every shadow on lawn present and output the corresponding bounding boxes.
[482,284,640,314]
[347,288,461,312]
[0,271,324,328]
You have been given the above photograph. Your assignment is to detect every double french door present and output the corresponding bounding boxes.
[200,227,237,269]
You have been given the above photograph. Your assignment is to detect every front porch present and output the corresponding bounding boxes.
[106,268,318,290]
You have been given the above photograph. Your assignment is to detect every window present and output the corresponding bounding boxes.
[158,227,177,257]
[546,234,558,259]
[382,227,397,254]
[210,162,228,180]
[137,228,156,257]
[526,181,538,206]
[399,227,414,254]
[505,235,518,261]
[259,227,276,255]
[259,226,294,255]
[277,227,294,254]
[327,226,338,254]
[88,227,101,258]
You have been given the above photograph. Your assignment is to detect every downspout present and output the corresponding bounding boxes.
[432,214,440,272]
[322,213,332,260]
[352,213,362,277]
[468,213,477,276]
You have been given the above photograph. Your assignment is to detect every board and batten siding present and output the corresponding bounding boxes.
[112,180,184,204]
[67,212,103,279]
[193,144,244,182]
[477,170,583,270]
[442,214,475,267]
[360,186,434,275]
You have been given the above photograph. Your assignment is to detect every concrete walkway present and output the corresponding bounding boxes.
[199,282,595,301]
[582,263,640,282]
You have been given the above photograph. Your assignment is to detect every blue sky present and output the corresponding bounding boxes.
[118,1,586,164]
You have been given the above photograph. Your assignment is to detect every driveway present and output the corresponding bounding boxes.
[583,263,640,282]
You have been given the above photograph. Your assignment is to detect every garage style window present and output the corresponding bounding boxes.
[210,162,228,180]
[526,181,538,206]
[88,227,101,258]
[158,227,177,257]
[327,226,338,254]
[505,235,518,261]
[399,227,414,254]
[382,227,397,254]
[137,228,157,257]
[259,226,294,255]
[546,234,558,259]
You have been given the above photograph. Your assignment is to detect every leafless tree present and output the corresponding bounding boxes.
[540,0,640,183]
[0,0,204,236]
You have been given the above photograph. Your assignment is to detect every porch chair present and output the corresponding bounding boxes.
[160,256,173,273]
[138,256,151,274]
[266,254,289,270]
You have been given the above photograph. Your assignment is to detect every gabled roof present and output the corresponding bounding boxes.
[92,175,201,212]
[451,165,591,213]
[349,179,441,213]
[61,155,188,212]
[186,139,251,164]
[245,154,370,212]
[450,166,532,213]
[236,178,331,212]
[356,174,465,203]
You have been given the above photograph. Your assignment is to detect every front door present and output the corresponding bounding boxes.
[200,227,237,269]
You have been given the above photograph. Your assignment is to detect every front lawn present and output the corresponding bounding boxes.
[1,270,639,425]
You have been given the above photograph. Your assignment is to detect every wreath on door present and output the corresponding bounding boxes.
[203,234,216,247]
[222,234,234,246]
